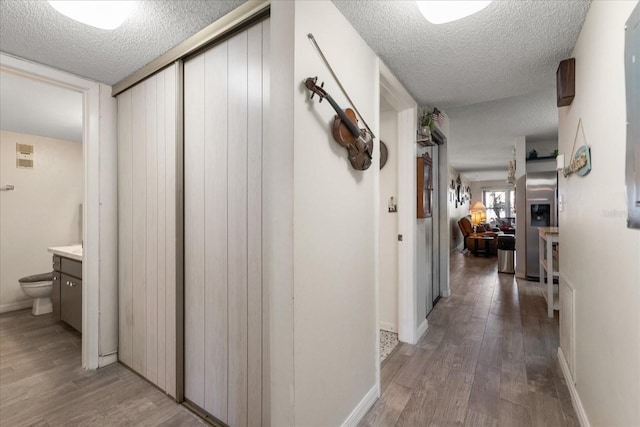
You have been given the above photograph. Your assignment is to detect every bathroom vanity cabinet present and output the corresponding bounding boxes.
[52,254,82,333]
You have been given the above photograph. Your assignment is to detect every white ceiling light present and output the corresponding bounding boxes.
[48,1,137,30]
[417,1,492,24]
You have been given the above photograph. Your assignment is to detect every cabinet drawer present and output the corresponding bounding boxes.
[61,258,82,279]
[52,271,61,319]
[60,274,82,333]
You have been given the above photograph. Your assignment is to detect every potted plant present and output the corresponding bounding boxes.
[419,109,435,137]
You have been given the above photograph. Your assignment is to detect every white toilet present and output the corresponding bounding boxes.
[19,272,53,316]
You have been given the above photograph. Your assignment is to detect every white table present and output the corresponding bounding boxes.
[539,227,559,318]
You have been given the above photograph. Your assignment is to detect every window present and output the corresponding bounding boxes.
[483,189,516,224]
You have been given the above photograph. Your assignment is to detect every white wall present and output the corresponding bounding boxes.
[0,130,82,312]
[379,110,398,332]
[557,2,640,426]
[270,1,378,425]
[448,166,471,250]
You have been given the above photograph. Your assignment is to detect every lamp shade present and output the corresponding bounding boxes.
[470,201,486,212]
[470,200,486,225]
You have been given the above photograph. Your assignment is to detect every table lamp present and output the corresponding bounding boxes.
[470,201,486,231]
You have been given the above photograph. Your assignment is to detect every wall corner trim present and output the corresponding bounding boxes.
[416,318,429,343]
[340,384,379,427]
[558,347,591,427]
[98,353,118,368]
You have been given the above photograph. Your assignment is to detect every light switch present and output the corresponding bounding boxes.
[559,194,565,212]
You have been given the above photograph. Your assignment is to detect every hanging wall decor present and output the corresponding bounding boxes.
[563,118,592,177]
[417,153,433,218]
[304,77,373,170]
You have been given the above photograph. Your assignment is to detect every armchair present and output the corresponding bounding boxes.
[458,216,501,254]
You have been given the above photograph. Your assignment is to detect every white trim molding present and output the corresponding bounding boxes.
[379,321,398,333]
[416,319,429,342]
[340,384,379,427]
[558,347,591,427]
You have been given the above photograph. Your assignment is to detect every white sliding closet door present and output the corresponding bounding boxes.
[117,64,177,396]
[184,20,268,426]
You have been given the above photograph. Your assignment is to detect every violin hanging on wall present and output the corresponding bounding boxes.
[304,77,373,171]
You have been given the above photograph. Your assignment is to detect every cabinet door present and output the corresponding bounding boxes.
[52,271,61,319]
[61,273,82,333]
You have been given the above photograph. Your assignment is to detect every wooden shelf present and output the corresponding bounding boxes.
[540,259,560,277]
[526,156,557,162]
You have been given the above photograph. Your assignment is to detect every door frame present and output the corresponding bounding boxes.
[379,61,421,346]
[0,53,117,369]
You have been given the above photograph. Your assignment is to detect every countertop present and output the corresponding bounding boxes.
[48,244,83,261]
[538,227,559,236]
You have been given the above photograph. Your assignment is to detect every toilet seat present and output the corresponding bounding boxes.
[20,281,52,289]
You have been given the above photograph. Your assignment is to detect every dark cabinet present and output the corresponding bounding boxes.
[52,271,61,319]
[60,273,82,332]
[52,255,82,333]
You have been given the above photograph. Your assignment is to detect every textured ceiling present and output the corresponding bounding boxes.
[335,0,590,181]
[0,0,590,182]
[0,0,246,85]
[447,87,558,181]
[334,0,590,108]
[0,71,83,142]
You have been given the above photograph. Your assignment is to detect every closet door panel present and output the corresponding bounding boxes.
[227,30,249,427]
[203,42,230,421]
[131,83,147,374]
[260,19,270,427]
[145,75,159,384]
[184,54,207,408]
[184,19,267,425]
[117,64,178,395]
[164,67,177,397]
[247,21,263,427]
[117,90,133,366]
[156,70,167,392]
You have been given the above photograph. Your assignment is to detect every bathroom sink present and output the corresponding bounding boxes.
[47,244,83,261]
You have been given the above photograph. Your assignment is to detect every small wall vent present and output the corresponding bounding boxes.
[16,143,34,169]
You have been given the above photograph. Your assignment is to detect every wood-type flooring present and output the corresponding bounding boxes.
[0,309,205,426]
[360,251,579,427]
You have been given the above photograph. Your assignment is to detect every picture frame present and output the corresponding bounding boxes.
[417,153,433,218]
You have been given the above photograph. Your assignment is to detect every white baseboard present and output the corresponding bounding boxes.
[416,319,429,342]
[558,347,590,427]
[379,321,397,333]
[98,352,118,368]
[340,384,379,427]
[0,300,32,314]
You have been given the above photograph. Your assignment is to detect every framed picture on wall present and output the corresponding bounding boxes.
[417,153,433,218]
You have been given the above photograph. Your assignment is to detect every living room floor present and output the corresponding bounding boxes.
[360,251,579,427]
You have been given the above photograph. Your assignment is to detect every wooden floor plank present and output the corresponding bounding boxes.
[0,309,206,427]
[364,252,579,427]
[359,382,413,427]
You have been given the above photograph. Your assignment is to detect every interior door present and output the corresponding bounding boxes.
[184,19,268,426]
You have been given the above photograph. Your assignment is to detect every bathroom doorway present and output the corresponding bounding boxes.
[0,53,117,369]
[0,69,84,357]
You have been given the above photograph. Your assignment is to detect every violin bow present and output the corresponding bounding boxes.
[307,33,376,140]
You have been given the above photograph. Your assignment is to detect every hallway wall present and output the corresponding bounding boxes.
[270,1,379,425]
[557,1,640,426]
